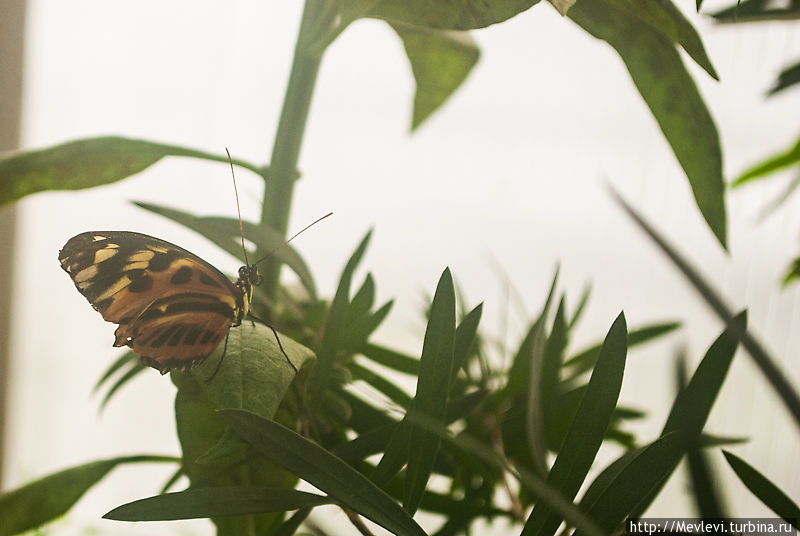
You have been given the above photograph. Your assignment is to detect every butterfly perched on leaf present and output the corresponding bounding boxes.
[59,230,268,374]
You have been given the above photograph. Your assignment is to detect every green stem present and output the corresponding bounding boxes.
[259,0,328,300]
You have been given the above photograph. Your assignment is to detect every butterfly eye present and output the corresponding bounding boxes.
[238,266,248,278]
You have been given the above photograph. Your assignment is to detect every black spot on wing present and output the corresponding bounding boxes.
[128,274,154,293]
[199,271,222,288]
[170,266,192,285]
[167,326,187,346]
[184,326,204,345]
[149,251,177,272]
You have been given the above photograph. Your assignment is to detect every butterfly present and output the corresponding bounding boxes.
[59,230,268,374]
[59,151,331,376]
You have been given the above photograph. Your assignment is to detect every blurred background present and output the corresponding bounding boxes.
[1,0,798,534]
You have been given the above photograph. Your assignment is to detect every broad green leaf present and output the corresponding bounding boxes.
[0,455,177,536]
[730,135,800,187]
[404,268,457,514]
[134,201,317,301]
[0,136,260,206]
[104,487,330,521]
[390,23,480,130]
[183,323,313,418]
[574,434,684,536]
[768,60,800,95]
[723,451,800,528]
[711,0,800,23]
[221,409,428,536]
[570,0,727,247]
[598,0,718,79]
[564,322,681,383]
[522,312,627,536]
[611,187,800,429]
[369,0,542,30]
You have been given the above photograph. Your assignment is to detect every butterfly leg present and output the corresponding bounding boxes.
[204,331,230,384]
[247,313,297,374]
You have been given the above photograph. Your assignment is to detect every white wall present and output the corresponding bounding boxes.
[5,1,800,534]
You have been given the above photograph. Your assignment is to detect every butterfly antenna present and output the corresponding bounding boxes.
[226,148,250,266]
[254,212,333,266]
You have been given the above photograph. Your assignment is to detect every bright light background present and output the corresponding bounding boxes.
[4,1,800,534]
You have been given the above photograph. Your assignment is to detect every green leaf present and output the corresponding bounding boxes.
[569,0,727,247]
[711,0,800,23]
[611,187,800,429]
[369,0,542,30]
[0,455,177,536]
[135,201,317,300]
[103,487,330,521]
[768,60,800,96]
[574,433,684,536]
[350,362,413,408]
[452,303,483,379]
[730,135,800,187]
[221,409,428,536]
[564,321,681,381]
[310,231,372,413]
[361,343,420,376]
[0,136,261,206]
[522,312,627,536]
[390,23,480,130]
[784,255,800,286]
[404,268,457,514]
[723,451,800,528]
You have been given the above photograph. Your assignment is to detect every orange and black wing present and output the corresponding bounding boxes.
[59,231,243,373]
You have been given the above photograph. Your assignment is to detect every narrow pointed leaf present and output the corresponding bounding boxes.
[361,343,420,375]
[570,0,727,247]
[0,136,260,206]
[574,433,684,536]
[103,487,330,521]
[730,135,800,187]
[221,409,427,536]
[767,60,800,96]
[0,455,177,536]
[723,451,800,528]
[711,0,800,23]
[522,312,627,536]
[452,303,483,379]
[611,188,800,429]
[403,268,456,514]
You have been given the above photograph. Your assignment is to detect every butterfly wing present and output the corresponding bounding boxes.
[59,231,243,373]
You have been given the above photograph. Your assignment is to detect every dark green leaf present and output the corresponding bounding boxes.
[522,312,627,536]
[134,201,317,300]
[403,267,457,514]
[768,60,800,95]
[103,487,330,521]
[611,187,800,429]
[564,321,680,381]
[390,23,480,130]
[361,343,420,375]
[711,0,800,23]
[570,0,727,247]
[574,433,684,536]
[730,135,800,187]
[784,256,800,286]
[369,0,541,30]
[0,136,260,206]
[723,451,800,528]
[221,409,428,536]
[310,231,372,413]
[452,303,483,379]
[0,455,177,536]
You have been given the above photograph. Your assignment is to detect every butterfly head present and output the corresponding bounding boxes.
[238,264,263,287]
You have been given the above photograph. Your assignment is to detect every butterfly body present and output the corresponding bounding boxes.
[59,231,260,374]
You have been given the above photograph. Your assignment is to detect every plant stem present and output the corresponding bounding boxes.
[259,0,326,299]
